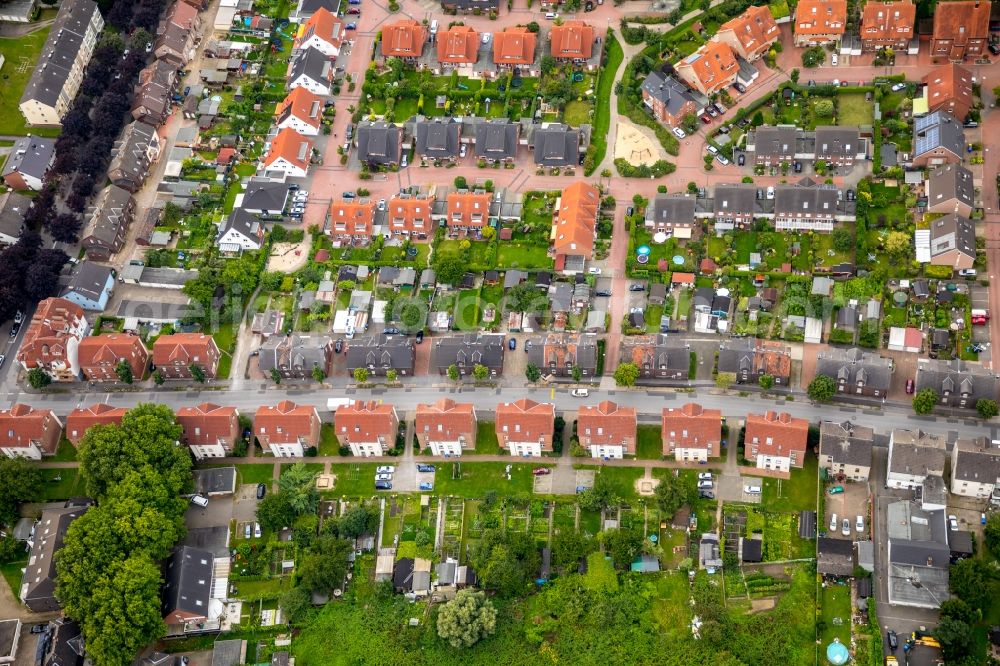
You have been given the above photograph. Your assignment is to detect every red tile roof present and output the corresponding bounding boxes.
[933,0,990,42]
[661,403,722,455]
[553,181,599,259]
[756,340,792,378]
[447,191,492,228]
[577,401,636,448]
[795,0,848,36]
[436,25,479,64]
[922,63,974,120]
[295,7,344,50]
[415,399,476,443]
[382,19,427,58]
[152,333,221,377]
[387,196,434,236]
[264,127,313,172]
[77,334,149,380]
[671,272,695,285]
[17,297,86,373]
[715,5,779,57]
[495,399,554,447]
[275,87,325,131]
[676,41,738,94]
[254,400,321,446]
[550,21,595,60]
[492,27,537,66]
[860,0,916,41]
[0,404,61,455]
[744,410,809,460]
[176,403,240,448]
[334,400,399,443]
[65,403,128,444]
[329,199,375,237]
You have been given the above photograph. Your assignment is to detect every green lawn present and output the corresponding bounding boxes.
[437,239,492,269]
[474,421,502,455]
[635,425,663,460]
[819,583,852,647]
[327,463,382,496]
[759,455,819,513]
[0,560,25,601]
[38,468,86,500]
[235,463,276,486]
[495,242,552,269]
[563,100,592,126]
[236,577,291,601]
[51,438,78,462]
[835,92,874,127]
[645,304,664,334]
[433,461,540,497]
[319,423,340,456]
[0,27,61,137]
[576,466,643,501]
[586,32,623,174]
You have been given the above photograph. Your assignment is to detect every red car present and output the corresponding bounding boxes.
[905,379,914,394]
[532,468,551,476]
[700,114,712,124]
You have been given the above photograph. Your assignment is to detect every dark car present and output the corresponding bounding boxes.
[584,0,594,10]
[30,624,48,634]
[887,630,898,651]
[334,339,343,354]
[700,114,712,124]
[626,206,634,216]
[737,154,745,166]
[345,22,357,29]
[384,327,400,335]
[733,82,746,93]
[991,42,1000,55]
[416,464,436,472]
[375,480,392,490]
[793,161,802,173]
[595,290,612,297]
[629,283,645,292]
[415,330,424,343]
[256,483,267,500]
[508,338,517,350]
[698,491,715,500]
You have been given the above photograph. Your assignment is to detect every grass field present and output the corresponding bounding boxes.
[0,560,25,601]
[577,465,644,500]
[495,241,552,270]
[51,439,78,462]
[0,27,61,137]
[433,461,539,497]
[835,92,874,127]
[635,425,663,460]
[819,583,852,647]
[474,421,502,455]
[236,463,276,486]
[327,463,382,496]
[319,423,340,456]
[759,455,819,513]
[38,468,85,500]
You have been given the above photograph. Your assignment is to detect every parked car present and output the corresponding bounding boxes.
[401,153,408,168]
[508,338,516,350]
[890,82,906,92]
[706,145,718,155]
[419,482,434,491]
[416,464,436,472]
[0,355,6,369]
[256,483,267,499]
[376,466,395,474]
[959,268,977,277]
[377,198,386,211]
[595,290,612,297]
[905,379,914,394]
[346,7,360,13]
[715,154,730,166]
[698,490,715,500]
[345,22,357,29]
[244,523,252,539]
[706,107,718,117]
[9,324,19,338]
[829,513,838,532]
[334,339,343,354]
[30,624,48,634]
[831,53,839,66]
[698,472,713,481]
[737,154,745,166]
[571,388,590,397]
[744,484,761,494]
[697,479,713,490]
[766,186,775,199]
[842,518,851,536]
[482,32,492,43]
[671,126,686,139]
[949,514,959,531]
[13,311,22,324]
[828,485,844,495]
[713,102,726,114]
[384,327,400,334]
[856,515,864,532]
[415,330,424,343]
[588,267,602,275]
[793,161,802,173]
[375,473,393,482]
[700,114,712,124]
[533,468,551,475]
[629,283,645,292]
[991,42,1000,56]
[254,522,261,538]
[733,82,747,93]
[375,480,392,490]
[887,630,898,651]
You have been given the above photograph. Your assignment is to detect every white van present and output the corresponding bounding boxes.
[571,388,589,397]
[191,495,209,507]
[429,19,439,35]
[743,484,762,495]
[545,11,558,19]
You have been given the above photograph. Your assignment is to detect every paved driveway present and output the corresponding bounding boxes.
[186,494,234,530]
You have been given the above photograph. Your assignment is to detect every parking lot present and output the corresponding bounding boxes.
[186,492,235,530]
[715,473,763,504]
[823,481,869,540]
[971,285,991,346]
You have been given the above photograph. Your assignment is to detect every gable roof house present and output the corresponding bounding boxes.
[77,333,149,382]
[930,0,990,60]
[717,338,792,386]
[430,333,505,377]
[915,357,999,408]
[527,332,598,378]
[386,195,435,240]
[640,71,704,129]
[661,403,722,461]
[328,199,375,245]
[860,0,915,50]
[549,21,599,69]
[813,126,863,167]
[445,190,492,235]
[817,537,855,576]
[356,120,402,167]
[435,25,480,69]
[645,194,696,238]
[815,346,893,398]
[132,59,177,127]
[20,504,89,611]
[381,19,427,61]
[578,401,636,459]
[263,127,313,179]
[290,0,340,22]
[533,123,582,168]
[153,333,222,379]
[345,334,416,376]
[82,185,135,261]
[674,41,739,97]
[65,403,127,444]
[744,411,810,472]
[927,212,976,269]
[216,208,265,252]
[258,334,334,379]
[275,87,326,136]
[492,27,538,73]
[18,0,104,126]
[288,46,334,96]
[107,121,161,193]
[746,125,798,167]
[334,400,400,457]
[0,404,62,460]
[911,111,965,168]
[950,436,1000,499]
[293,8,343,58]
[2,135,55,191]
[925,164,975,217]
[0,192,29,246]
[254,401,321,457]
[793,0,847,46]
[495,399,554,457]
[16,297,88,381]
[161,546,216,632]
[238,178,292,216]
[886,500,950,608]
[772,179,843,232]
[415,399,476,457]
[710,183,758,229]
[712,5,779,60]
[154,1,201,67]
[819,420,875,482]
[552,181,599,270]
[887,428,947,489]
[414,117,462,161]
[619,334,690,381]
[176,403,240,459]
[922,63,974,121]
[474,119,520,162]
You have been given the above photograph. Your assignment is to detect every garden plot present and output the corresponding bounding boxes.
[529,500,553,544]
[574,468,596,491]
[551,501,577,536]
[440,499,465,561]
[744,508,814,560]
[505,502,530,534]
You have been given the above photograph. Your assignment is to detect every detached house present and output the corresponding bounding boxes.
[381,19,427,61]
[527,332,598,378]
[386,195,434,240]
[922,63,974,121]
[161,546,217,633]
[619,334,690,381]
[495,399,554,457]
[492,27,537,72]
[912,111,965,168]
[928,212,976,270]
[436,25,480,69]
[578,401,636,459]
[916,357,999,409]
[176,403,240,459]
[263,128,313,179]
[356,120,402,168]
[82,185,134,261]
[334,401,399,457]
[931,0,990,60]
[645,194,696,238]
[674,41,739,97]
[0,404,62,460]
[815,346,893,398]
[289,47,334,96]
[661,403,722,461]
[293,8,343,58]
[77,334,149,382]
[275,87,325,136]
[2,136,55,191]
[887,428,947,489]
[254,401,321,457]
[712,5,779,60]
[17,298,87,381]
[445,190,492,235]
[819,420,874,481]
[153,333,221,379]
[552,181,599,271]
[793,0,847,46]
[65,403,127,445]
[415,399,476,456]
[860,0,915,50]
[107,121,161,193]
[744,411,810,472]
[328,199,375,245]
[217,209,265,252]
[950,437,1000,499]
[926,164,975,217]
[640,71,703,129]
[345,334,416,377]
[430,333,505,377]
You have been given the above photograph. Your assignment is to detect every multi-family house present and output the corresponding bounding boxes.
[492,27,537,72]
[527,332,598,378]
[0,404,62,460]
[577,401,636,459]
[293,7,343,57]
[950,437,1000,499]
[644,194,696,238]
[19,0,103,126]
[619,334,690,381]
[814,347,893,398]
[77,333,149,382]
[549,21,596,66]
[154,1,201,67]
[345,334,416,377]
[1,136,55,191]
[793,0,847,46]
[65,403,127,445]
[0,192,27,246]
[132,60,176,127]
[415,399,476,456]
[430,333,505,377]
[886,428,947,489]
[288,46,334,96]
[717,338,792,385]
[710,183,758,230]
[239,178,293,217]
[19,503,89,611]
[328,199,375,245]
[640,71,703,129]
[818,420,874,481]
[744,411,810,472]
[495,399,554,457]
[860,0,915,50]
[107,121,161,193]
[356,121,402,168]
[216,208,265,252]
[81,185,135,261]
[153,333,222,380]
[258,335,333,380]
[436,25,480,69]
[930,0,990,60]
[746,125,797,166]
[661,403,722,461]
[926,164,975,217]
[414,117,462,162]
[334,401,399,457]
[263,128,313,179]
[444,190,492,236]
[674,41,739,97]
[176,403,240,459]
[928,212,976,270]
[17,297,87,381]
[912,111,965,168]
[275,87,325,136]
[381,19,427,61]
[61,263,114,313]
[474,119,520,163]
[161,546,216,633]
[254,400,321,457]
[712,5,779,60]
[915,357,999,409]
[386,195,434,240]
[772,179,843,232]
[814,126,864,167]
[922,63,974,121]
[552,181,598,271]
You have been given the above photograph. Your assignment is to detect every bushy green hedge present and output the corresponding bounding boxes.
[614,158,676,178]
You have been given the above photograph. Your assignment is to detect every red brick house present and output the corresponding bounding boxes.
[17,297,88,382]
[254,400,321,457]
[577,401,636,459]
[77,334,149,382]
[415,399,476,457]
[0,404,62,459]
[931,0,990,60]
[744,411,810,472]
[859,0,915,50]
[65,403,127,445]
[712,5,779,60]
[495,399,554,457]
[661,403,722,462]
[153,333,221,380]
[176,403,240,460]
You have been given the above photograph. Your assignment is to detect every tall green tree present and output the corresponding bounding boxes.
[27,367,51,389]
[0,457,42,526]
[115,359,133,384]
[189,364,206,383]
[614,363,639,387]
[436,590,498,648]
[653,472,690,520]
[525,363,541,382]
[976,398,998,419]
[807,375,835,403]
[577,474,619,512]
[279,463,320,515]
[912,388,938,415]
[298,536,352,594]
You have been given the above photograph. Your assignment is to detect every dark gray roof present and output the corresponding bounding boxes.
[47,617,85,666]
[951,437,1000,485]
[751,125,798,158]
[219,208,263,244]
[258,334,333,374]
[241,178,290,213]
[645,194,695,227]
[929,212,976,262]
[836,306,858,331]
[182,526,231,559]
[415,118,460,158]
[0,191,29,240]
[549,282,572,312]
[712,183,758,216]
[20,0,102,109]
[950,530,974,555]
[270,653,289,666]
[162,546,213,619]
[814,126,861,160]
[889,429,947,477]
[619,334,689,371]
[295,0,341,17]
[913,110,965,159]
[927,164,974,210]
[2,135,55,183]
[916,357,998,403]
[815,347,892,392]
[503,269,527,289]
[21,505,89,611]
[65,262,114,302]
[193,467,237,495]
[533,124,579,167]
[84,185,133,246]
[211,640,245,666]
[819,420,874,468]
[773,181,839,217]
[290,46,332,87]
[817,537,854,575]
[346,334,416,372]
[356,121,401,165]
[639,71,700,116]
[430,333,505,369]
[475,120,519,160]
[717,337,755,375]
[108,121,158,187]
[444,0,498,9]
[393,557,414,590]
